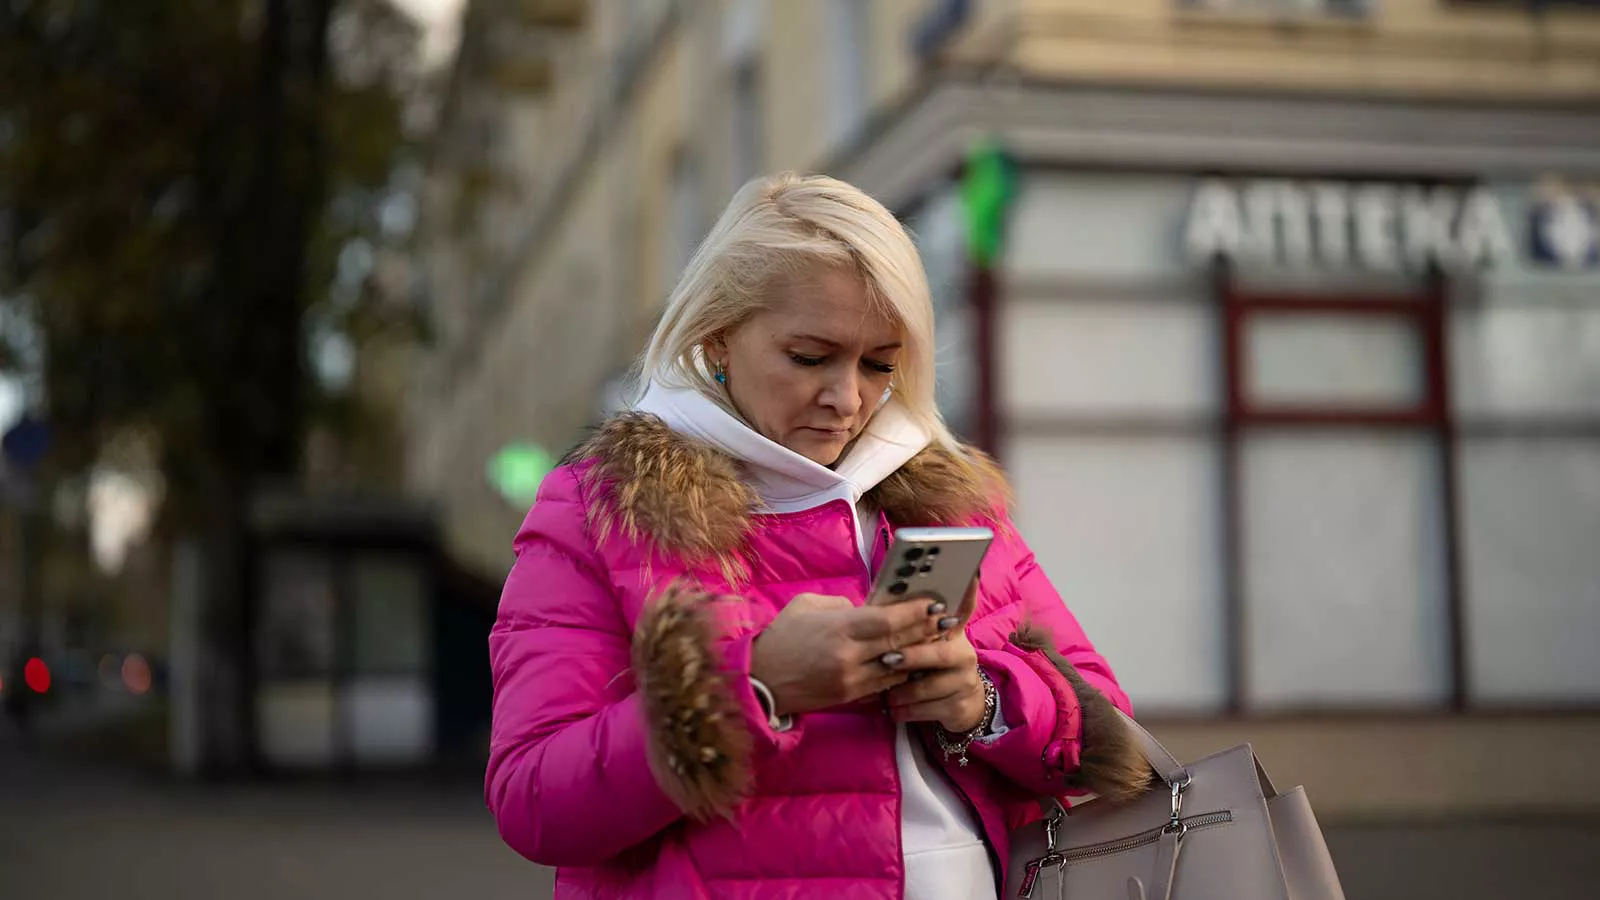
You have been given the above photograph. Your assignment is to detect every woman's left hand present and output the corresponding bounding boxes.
[885,632,986,733]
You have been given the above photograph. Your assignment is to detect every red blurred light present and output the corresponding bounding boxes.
[24,657,51,693]
[122,654,152,696]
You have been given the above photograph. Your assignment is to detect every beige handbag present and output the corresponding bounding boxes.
[1005,712,1346,900]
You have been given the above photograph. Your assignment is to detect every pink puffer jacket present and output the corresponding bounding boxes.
[486,414,1149,898]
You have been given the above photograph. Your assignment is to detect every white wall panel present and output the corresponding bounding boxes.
[1005,174,1198,282]
[1242,431,1451,709]
[1451,305,1600,419]
[1008,434,1227,713]
[1461,438,1600,703]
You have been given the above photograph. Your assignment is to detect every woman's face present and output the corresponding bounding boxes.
[711,268,902,466]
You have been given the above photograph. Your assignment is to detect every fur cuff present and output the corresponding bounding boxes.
[564,411,1011,581]
[1009,625,1154,804]
[633,584,753,820]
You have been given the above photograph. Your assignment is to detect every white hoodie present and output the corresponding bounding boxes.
[633,382,1000,900]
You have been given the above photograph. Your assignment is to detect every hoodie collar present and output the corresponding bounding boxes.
[632,381,930,511]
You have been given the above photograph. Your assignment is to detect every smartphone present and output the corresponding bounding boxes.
[867,526,994,610]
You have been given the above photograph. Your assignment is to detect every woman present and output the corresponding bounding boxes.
[486,173,1149,898]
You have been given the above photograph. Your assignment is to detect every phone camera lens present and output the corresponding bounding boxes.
[920,565,934,574]
[896,565,916,577]
[905,548,925,561]
[927,547,941,556]
[889,582,909,595]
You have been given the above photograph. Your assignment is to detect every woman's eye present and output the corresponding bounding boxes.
[789,354,824,367]
[865,360,896,375]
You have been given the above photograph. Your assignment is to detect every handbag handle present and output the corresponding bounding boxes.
[1114,708,1189,788]
[1113,709,1281,800]
[1113,708,1282,799]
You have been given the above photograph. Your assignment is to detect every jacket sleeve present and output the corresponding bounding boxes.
[484,467,787,867]
[962,519,1152,803]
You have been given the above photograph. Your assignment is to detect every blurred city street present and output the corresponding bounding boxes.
[3,1,1600,897]
[8,720,1600,900]
[0,731,552,900]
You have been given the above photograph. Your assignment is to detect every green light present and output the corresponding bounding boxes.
[960,136,1016,267]
[487,443,556,506]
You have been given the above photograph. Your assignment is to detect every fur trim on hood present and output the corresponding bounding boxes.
[566,411,1010,578]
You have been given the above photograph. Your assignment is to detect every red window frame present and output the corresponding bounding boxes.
[1216,266,1468,714]
[1222,286,1451,427]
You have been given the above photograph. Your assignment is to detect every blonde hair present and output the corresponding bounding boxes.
[636,172,962,452]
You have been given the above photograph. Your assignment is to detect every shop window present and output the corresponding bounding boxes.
[256,548,436,768]
[1239,430,1452,710]
[1225,278,1456,712]
[1004,301,1217,417]
[351,555,429,676]
[349,554,433,762]
[256,551,337,767]
[1225,291,1445,425]
[1245,314,1424,410]
[257,551,336,680]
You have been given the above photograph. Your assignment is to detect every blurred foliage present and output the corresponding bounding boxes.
[0,0,424,525]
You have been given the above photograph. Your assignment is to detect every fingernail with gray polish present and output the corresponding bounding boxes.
[880,651,905,667]
[938,616,959,631]
[927,601,947,616]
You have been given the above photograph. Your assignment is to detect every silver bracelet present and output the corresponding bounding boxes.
[748,676,794,733]
[934,668,997,767]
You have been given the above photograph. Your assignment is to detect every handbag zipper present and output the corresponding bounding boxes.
[1057,810,1233,867]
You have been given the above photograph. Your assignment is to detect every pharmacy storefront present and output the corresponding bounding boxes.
[983,169,1599,719]
[860,81,1600,722]
[839,72,1600,896]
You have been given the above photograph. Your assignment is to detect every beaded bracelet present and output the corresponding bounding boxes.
[933,668,997,767]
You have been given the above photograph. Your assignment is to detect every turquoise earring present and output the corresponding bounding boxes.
[713,360,727,385]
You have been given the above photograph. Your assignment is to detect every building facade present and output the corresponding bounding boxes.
[411,2,1600,893]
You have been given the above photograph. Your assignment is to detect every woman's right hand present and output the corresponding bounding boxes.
[748,593,951,717]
